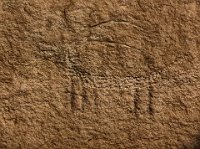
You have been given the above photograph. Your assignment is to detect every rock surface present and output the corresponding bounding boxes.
[0,0,200,148]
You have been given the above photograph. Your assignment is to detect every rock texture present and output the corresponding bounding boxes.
[0,0,200,148]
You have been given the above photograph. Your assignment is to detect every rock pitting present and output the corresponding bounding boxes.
[0,0,200,148]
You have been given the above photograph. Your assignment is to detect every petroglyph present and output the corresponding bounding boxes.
[1,0,200,148]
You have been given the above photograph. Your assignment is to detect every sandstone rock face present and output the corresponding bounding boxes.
[0,0,200,148]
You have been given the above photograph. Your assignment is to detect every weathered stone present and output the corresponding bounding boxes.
[0,0,200,148]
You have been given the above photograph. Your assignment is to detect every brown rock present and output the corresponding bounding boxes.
[0,0,200,148]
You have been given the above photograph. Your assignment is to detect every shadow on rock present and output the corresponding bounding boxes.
[184,134,200,149]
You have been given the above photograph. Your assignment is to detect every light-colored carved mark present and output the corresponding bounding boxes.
[133,80,155,118]
[133,88,140,118]
[69,76,96,112]
[70,76,83,111]
[68,75,157,115]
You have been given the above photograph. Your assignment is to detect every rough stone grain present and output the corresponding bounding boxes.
[0,0,200,148]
